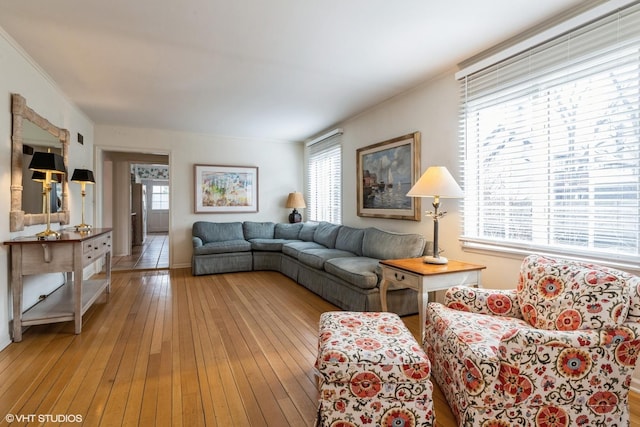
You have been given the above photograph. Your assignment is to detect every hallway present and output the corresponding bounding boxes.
[111,232,169,271]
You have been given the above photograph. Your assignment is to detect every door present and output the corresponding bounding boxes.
[146,180,169,233]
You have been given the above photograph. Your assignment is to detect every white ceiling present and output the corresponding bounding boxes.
[0,0,589,142]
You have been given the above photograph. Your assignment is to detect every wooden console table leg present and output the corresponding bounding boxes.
[105,250,112,298]
[73,242,83,334]
[11,246,23,342]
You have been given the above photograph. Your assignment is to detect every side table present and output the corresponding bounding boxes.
[379,258,486,341]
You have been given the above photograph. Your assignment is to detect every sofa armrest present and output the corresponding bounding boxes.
[444,286,522,319]
[192,236,203,248]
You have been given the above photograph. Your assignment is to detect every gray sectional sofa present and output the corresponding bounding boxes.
[191,221,429,316]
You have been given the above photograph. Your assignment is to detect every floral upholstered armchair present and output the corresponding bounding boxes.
[424,254,640,426]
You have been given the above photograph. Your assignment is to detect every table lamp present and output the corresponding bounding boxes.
[407,166,464,264]
[71,168,95,231]
[29,151,66,239]
[32,171,60,214]
[286,192,306,223]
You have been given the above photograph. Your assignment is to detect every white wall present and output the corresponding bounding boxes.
[94,125,303,268]
[0,27,95,350]
[336,71,524,289]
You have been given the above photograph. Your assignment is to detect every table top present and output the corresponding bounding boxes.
[380,258,486,276]
[4,228,113,245]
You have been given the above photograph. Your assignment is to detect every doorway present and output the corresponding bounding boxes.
[97,149,170,271]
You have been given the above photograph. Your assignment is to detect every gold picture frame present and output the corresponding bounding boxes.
[356,132,421,221]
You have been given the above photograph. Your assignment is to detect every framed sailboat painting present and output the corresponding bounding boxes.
[356,132,421,221]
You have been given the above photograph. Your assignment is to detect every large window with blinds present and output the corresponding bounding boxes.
[306,130,342,223]
[459,3,640,265]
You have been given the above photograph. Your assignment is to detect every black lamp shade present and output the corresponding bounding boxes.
[71,168,95,183]
[29,152,66,174]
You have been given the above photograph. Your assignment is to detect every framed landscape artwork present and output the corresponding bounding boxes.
[194,164,259,213]
[356,132,421,220]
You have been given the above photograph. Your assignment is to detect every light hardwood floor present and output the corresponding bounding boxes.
[0,269,638,426]
[112,232,169,271]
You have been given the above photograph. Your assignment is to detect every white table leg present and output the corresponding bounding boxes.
[380,278,390,312]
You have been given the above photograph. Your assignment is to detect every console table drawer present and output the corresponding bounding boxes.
[82,233,112,264]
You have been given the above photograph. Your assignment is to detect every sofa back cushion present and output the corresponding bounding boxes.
[193,221,244,243]
[334,226,365,256]
[299,222,319,241]
[313,222,341,248]
[243,221,275,240]
[362,228,426,260]
[517,255,631,330]
[274,223,303,240]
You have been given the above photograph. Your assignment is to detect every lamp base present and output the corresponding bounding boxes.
[36,229,61,240]
[75,223,93,232]
[422,255,448,265]
[288,209,302,223]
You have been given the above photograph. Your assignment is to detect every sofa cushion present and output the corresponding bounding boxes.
[334,226,365,256]
[517,255,631,331]
[193,240,251,255]
[193,221,244,243]
[250,238,299,252]
[324,257,381,289]
[274,223,303,240]
[299,222,319,241]
[313,222,341,248]
[282,240,326,259]
[362,227,426,260]
[297,248,356,270]
[243,221,275,240]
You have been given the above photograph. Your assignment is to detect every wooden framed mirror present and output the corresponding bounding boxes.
[10,93,70,232]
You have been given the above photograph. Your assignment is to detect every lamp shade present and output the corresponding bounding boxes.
[407,166,463,198]
[285,192,306,209]
[71,168,95,184]
[28,151,66,174]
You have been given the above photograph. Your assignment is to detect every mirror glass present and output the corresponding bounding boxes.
[21,120,64,215]
[10,93,70,232]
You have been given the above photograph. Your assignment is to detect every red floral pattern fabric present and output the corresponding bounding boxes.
[517,255,634,331]
[425,255,640,426]
[316,311,434,427]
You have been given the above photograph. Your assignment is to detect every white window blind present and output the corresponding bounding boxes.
[460,2,640,266]
[306,130,342,223]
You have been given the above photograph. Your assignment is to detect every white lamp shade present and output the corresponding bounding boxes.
[407,166,463,198]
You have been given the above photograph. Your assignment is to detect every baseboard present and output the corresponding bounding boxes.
[632,377,640,393]
[0,336,12,352]
[173,262,190,269]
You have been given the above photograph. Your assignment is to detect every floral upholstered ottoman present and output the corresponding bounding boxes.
[315,311,434,427]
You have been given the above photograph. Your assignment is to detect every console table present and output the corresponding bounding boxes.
[379,258,486,341]
[4,228,112,342]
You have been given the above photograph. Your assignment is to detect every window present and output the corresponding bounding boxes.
[459,3,640,265]
[151,184,169,210]
[306,130,342,223]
